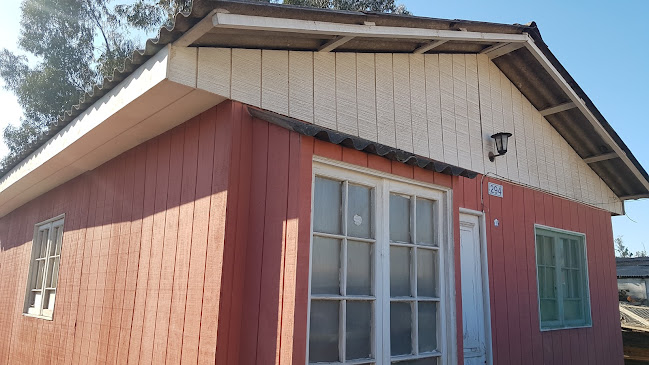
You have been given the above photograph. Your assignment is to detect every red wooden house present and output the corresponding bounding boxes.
[0,1,643,364]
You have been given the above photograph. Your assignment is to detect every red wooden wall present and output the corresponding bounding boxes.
[453,175,624,365]
[0,102,239,365]
[0,99,623,364]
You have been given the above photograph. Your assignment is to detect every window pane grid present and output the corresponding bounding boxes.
[311,178,375,364]
[389,194,439,361]
[535,227,590,330]
[25,217,64,318]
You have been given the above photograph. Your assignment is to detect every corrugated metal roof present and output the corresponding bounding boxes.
[618,257,649,278]
[248,106,479,178]
[2,0,647,202]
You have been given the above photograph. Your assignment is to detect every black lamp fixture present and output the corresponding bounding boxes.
[488,132,512,162]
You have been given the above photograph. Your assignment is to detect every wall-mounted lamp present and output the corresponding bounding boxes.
[488,132,512,162]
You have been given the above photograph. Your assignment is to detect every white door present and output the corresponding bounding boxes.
[460,213,490,365]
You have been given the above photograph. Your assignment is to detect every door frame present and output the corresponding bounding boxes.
[459,208,493,365]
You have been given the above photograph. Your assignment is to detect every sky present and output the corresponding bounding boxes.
[0,0,648,253]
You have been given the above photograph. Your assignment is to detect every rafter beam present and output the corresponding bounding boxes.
[539,101,577,116]
[619,194,649,200]
[480,42,525,59]
[583,152,618,164]
[318,36,355,52]
[413,40,447,54]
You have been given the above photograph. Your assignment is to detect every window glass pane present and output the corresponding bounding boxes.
[39,229,49,258]
[44,290,55,311]
[564,299,582,321]
[347,241,372,296]
[390,301,413,356]
[540,299,558,322]
[311,236,341,295]
[417,249,438,297]
[416,198,435,245]
[55,226,64,256]
[314,177,342,235]
[348,184,373,239]
[544,267,556,299]
[35,260,45,290]
[543,236,554,265]
[570,240,579,268]
[346,301,372,360]
[309,300,340,362]
[390,246,412,297]
[418,301,438,353]
[49,227,59,256]
[48,257,60,288]
[390,194,411,243]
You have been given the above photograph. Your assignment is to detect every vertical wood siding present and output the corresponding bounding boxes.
[197,48,623,214]
[0,102,241,364]
[0,101,623,364]
[453,174,623,365]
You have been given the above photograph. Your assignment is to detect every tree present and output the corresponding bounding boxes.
[615,236,633,258]
[283,0,409,13]
[0,0,407,170]
[0,0,191,169]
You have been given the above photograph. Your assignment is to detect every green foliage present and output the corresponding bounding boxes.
[615,236,633,258]
[283,0,409,14]
[0,0,408,171]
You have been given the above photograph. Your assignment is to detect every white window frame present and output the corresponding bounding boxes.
[307,157,456,365]
[23,214,65,320]
[534,224,592,331]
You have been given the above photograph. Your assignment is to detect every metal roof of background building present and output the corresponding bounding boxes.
[617,257,649,278]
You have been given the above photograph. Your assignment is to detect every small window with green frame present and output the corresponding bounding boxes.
[535,225,591,330]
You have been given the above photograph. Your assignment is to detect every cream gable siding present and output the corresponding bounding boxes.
[197,47,623,214]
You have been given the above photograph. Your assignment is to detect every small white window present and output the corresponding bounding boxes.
[535,226,591,330]
[308,163,449,364]
[24,215,64,319]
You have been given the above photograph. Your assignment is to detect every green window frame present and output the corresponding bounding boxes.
[535,225,591,330]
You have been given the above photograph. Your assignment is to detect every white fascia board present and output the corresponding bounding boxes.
[212,12,529,43]
[0,45,223,218]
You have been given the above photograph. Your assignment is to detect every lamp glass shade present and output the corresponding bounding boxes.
[491,132,512,155]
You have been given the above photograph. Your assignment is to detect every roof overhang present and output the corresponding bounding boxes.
[1,0,647,216]
[0,46,224,217]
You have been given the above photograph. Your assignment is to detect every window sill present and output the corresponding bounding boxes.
[22,313,53,321]
[540,323,591,332]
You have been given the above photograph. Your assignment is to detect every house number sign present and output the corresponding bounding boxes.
[488,182,504,198]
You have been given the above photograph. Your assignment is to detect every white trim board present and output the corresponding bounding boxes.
[0,45,225,218]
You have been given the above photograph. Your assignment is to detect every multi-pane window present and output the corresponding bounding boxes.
[24,216,64,319]
[535,226,591,330]
[308,166,446,365]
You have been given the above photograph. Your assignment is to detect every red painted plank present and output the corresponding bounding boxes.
[391,160,414,179]
[462,175,479,211]
[127,138,159,365]
[413,166,435,186]
[511,184,532,363]
[433,172,453,189]
[489,179,509,365]
[239,117,270,365]
[341,146,368,167]
[198,102,233,365]
[165,116,200,365]
[215,101,244,365]
[587,205,605,365]
[152,125,185,363]
[522,188,543,365]
[181,107,217,365]
[313,138,342,161]
[116,144,148,365]
[139,131,172,364]
[367,154,391,174]
[291,135,314,365]
[279,131,304,364]
[226,105,254,365]
[256,123,291,363]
